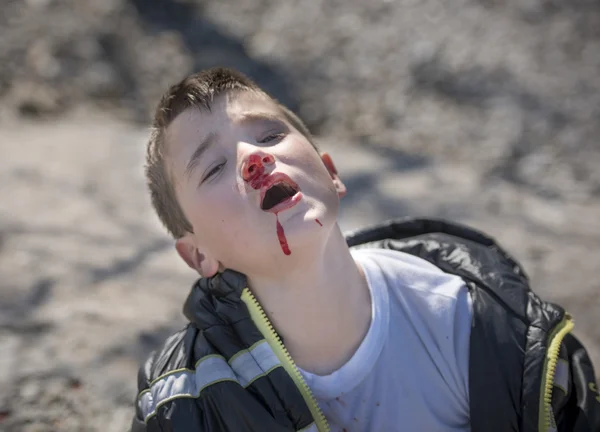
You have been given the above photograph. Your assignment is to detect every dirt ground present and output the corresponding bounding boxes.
[1,0,599,431]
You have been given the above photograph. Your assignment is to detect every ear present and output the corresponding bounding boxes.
[321,152,347,198]
[175,235,220,278]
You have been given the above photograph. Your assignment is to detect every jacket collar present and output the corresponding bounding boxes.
[183,268,249,330]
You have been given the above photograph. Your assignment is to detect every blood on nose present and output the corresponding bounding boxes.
[242,154,274,189]
[242,154,264,182]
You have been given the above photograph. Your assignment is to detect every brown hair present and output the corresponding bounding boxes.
[146,67,315,239]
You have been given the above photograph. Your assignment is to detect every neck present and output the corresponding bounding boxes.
[247,224,371,375]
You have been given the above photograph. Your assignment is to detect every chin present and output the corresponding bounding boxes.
[285,199,336,233]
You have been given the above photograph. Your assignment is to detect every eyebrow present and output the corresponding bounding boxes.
[236,112,284,126]
[184,132,218,179]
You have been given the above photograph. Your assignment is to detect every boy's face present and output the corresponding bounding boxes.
[166,91,346,278]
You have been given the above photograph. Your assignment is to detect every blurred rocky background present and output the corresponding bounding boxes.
[1,0,599,430]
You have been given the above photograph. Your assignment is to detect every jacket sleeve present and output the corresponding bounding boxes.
[129,347,297,432]
[553,334,600,432]
[130,350,157,432]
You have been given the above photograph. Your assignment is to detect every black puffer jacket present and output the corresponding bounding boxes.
[131,218,600,431]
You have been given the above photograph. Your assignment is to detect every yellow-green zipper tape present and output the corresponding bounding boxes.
[241,288,330,432]
[538,313,574,432]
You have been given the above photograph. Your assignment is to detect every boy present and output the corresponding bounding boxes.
[131,68,600,431]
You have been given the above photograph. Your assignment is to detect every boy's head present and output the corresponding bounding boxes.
[146,68,346,277]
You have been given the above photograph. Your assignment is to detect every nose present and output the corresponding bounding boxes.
[241,151,275,182]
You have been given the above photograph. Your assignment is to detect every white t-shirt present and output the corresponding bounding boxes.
[299,248,472,432]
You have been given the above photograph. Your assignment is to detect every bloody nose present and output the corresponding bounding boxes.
[242,154,275,185]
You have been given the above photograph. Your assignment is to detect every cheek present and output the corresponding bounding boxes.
[186,185,256,243]
[190,188,240,227]
[199,213,263,269]
[282,141,331,181]
[304,160,337,191]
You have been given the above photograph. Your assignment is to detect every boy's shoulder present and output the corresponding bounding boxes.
[132,275,318,431]
[346,217,529,297]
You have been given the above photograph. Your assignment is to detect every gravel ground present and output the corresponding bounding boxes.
[1,0,599,431]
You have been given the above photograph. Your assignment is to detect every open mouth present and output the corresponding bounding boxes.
[261,182,298,211]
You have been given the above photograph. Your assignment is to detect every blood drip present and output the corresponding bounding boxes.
[275,213,291,255]
[315,219,323,227]
[243,154,293,255]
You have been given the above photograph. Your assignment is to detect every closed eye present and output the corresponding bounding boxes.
[258,132,285,144]
[201,162,225,183]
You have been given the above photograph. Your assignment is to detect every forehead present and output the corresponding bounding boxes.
[225,91,284,123]
[164,91,285,176]
[167,91,283,142]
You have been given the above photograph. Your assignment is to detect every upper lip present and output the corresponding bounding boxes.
[259,172,299,208]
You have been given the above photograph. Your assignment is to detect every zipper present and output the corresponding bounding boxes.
[538,313,574,432]
[241,288,330,432]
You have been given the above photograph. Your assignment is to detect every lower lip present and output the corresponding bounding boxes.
[263,192,303,214]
